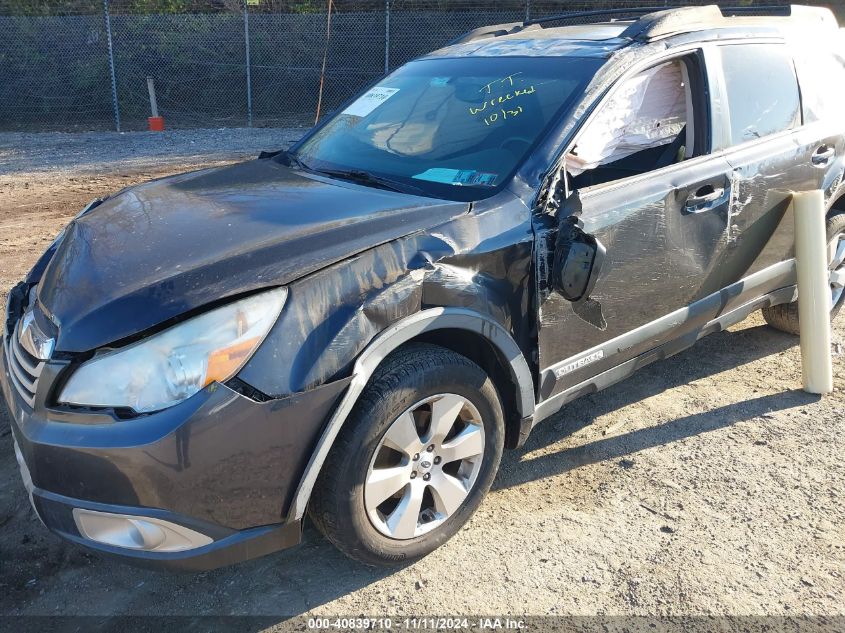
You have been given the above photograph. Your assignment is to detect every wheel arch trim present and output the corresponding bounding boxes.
[287,307,535,522]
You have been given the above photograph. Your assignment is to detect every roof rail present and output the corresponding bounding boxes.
[523,7,672,27]
[447,22,529,46]
[448,4,838,47]
[448,7,672,45]
[449,7,673,46]
[621,4,837,41]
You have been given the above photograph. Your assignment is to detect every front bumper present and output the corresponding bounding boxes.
[1,340,350,571]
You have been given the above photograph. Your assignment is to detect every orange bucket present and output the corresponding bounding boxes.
[148,116,165,132]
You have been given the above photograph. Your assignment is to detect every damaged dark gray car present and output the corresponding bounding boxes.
[4,5,845,570]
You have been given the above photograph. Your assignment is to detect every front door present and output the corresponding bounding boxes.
[534,49,737,402]
[535,153,734,401]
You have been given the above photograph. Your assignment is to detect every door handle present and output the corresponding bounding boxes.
[685,185,726,213]
[812,145,835,167]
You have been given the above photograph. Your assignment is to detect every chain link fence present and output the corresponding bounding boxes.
[1,0,842,132]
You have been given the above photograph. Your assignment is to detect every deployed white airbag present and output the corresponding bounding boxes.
[566,61,687,175]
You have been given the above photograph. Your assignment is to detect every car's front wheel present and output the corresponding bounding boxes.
[308,343,504,566]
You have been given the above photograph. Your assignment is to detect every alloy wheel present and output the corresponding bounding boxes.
[364,393,485,540]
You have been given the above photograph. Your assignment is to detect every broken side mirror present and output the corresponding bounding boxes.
[551,213,606,303]
[553,235,606,301]
[544,185,608,330]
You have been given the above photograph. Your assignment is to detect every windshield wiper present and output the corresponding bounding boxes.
[317,168,429,197]
[280,152,430,197]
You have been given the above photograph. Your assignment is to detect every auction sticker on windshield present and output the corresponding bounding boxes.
[342,87,400,117]
[413,168,498,186]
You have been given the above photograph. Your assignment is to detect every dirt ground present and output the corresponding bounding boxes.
[0,130,843,626]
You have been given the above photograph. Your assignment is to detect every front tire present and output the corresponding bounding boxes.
[308,343,505,566]
[762,210,845,334]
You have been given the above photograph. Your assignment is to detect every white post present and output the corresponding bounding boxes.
[146,77,159,118]
[793,189,834,394]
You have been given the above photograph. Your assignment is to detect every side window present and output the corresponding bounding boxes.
[720,44,801,144]
[794,46,845,123]
[566,53,706,190]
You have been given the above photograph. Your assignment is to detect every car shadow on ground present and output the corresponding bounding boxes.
[0,322,814,620]
[495,323,814,490]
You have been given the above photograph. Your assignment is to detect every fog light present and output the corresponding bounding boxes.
[72,508,213,552]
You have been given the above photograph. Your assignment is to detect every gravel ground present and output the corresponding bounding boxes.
[0,130,843,627]
[0,128,303,177]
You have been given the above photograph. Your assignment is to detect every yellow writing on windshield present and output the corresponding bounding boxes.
[482,105,524,126]
[480,73,521,94]
[469,74,536,127]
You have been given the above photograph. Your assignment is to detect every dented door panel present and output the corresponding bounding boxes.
[819,135,845,204]
[535,154,734,398]
[706,40,833,287]
[721,133,820,280]
[796,123,845,208]
[719,125,845,285]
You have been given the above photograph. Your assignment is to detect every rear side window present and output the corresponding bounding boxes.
[720,44,801,144]
[794,47,845,123]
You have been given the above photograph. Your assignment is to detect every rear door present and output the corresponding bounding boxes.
[707,42,833,288]
[792,41,845,215]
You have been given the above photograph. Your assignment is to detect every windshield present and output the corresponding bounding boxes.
[292,56,604,201]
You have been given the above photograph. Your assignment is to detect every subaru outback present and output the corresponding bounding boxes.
[3,5,845,570]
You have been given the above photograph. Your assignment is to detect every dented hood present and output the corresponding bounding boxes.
[37,159,467,352]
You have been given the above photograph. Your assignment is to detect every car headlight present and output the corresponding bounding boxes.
[59,287,287,413]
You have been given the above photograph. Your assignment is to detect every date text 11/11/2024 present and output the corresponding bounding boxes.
[307,617,528,630]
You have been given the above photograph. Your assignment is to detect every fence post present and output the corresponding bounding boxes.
[244,1,254,127]
[525,0,530,22]
[103,0,121,132]
[384,0,391,74]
